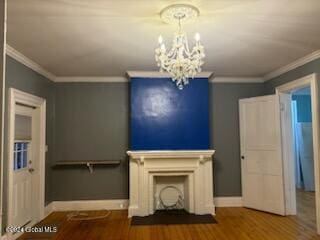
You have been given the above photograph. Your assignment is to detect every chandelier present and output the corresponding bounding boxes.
[155,4,205,90]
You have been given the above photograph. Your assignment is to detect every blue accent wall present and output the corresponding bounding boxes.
[292,95,312,122]
[130,78,210,150]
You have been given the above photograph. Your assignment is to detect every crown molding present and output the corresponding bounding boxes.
[126,71,214,79]
[55,76,128,83]
[263,50,320,81]
[210,77,263,83]
[6,45,320,84]
[6,44,56,81]
[127,72,263,83]
[56,75,263,83]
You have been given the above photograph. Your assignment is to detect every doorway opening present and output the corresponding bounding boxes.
[276,74,320,234]
[292,87,316,227]
[7,89,46,239]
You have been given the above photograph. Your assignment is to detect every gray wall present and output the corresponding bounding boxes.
[52,83,129,200]
[51,82,264,199]
[6,56,297,205]
[8,53,318,203]
[209,83,264,196]
[3,56,55,230]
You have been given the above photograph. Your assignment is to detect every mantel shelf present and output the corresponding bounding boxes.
[53,160,121,173]
[127,150,215,160]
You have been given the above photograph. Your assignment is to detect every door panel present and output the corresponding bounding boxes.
[12,144,32,227]
[240,95,285,215]
[244,174,263,210]
[12,108,33,228]
[261,151,282,176]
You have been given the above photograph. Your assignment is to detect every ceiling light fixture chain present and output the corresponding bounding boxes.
[155,4,205,90]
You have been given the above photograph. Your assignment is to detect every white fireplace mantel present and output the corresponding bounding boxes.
[127,150,215,217]
[127,150,215,163]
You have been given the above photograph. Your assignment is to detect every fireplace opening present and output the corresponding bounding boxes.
[132,171,217,226]
[153,175,191,213]
[159,186,184,209]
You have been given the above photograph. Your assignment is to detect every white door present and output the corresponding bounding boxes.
[12,106,34,228]
[239,95,285,215]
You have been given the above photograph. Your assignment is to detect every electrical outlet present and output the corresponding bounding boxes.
[120,203,124,209]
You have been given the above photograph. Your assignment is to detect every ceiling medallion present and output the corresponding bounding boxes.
[155,4,205,90]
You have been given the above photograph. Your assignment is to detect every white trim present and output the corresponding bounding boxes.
[278,93,297,215]
[6,45,56,81]
[47,200,129,213]
[55,76,263,83]
[43,197,242,216]
[264,50,320,81]
[0,0,7,234]
[276,73,320,234]
[2,47,264,84]
[214,197,243,207]
[127,150,215,160]
[210,77,263,83]
[44,202,54,217]
[126,71,213,79]
[7,88,46,240]
[54,76,128,83]
[6,45,320,84]
[3,47,264,84]
[275,74,317,92]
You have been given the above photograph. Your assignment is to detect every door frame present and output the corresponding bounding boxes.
[276,73,320,234]
[0,0,7,233]
[7,88,46,238]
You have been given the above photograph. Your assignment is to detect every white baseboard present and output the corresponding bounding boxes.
[214,197,243,207]
[44,197,242,216]
[44,202,54,217]
[45,199,129,215]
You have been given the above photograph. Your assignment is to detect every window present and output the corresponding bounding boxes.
[13,142,29,170]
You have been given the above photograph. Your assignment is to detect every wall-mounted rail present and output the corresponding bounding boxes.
[53,160,121,173]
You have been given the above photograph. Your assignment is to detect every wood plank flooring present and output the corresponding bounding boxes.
[17,206,320,240]
[296,188,316,231]
[16,189,318,240]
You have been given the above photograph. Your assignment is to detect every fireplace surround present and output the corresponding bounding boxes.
[127,150,215,217]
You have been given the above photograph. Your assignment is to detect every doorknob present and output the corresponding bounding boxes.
[28,168,35,173]
[241,156,245,160]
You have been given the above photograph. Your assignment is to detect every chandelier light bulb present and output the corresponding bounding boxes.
[160,43,166,51]
[158,35,163,44]
[195,33,200,41]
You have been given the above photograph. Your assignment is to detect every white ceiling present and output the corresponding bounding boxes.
[7,0,320,78]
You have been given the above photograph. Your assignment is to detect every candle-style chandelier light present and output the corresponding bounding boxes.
[155,4,205,90]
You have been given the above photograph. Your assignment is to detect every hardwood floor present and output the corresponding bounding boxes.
[17,206,320,240]
[296,188,316,231]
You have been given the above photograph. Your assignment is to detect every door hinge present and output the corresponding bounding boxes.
[280,102,285,111]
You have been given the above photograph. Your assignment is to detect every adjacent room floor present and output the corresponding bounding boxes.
[296,188,317,231]
[18,207,320,240]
